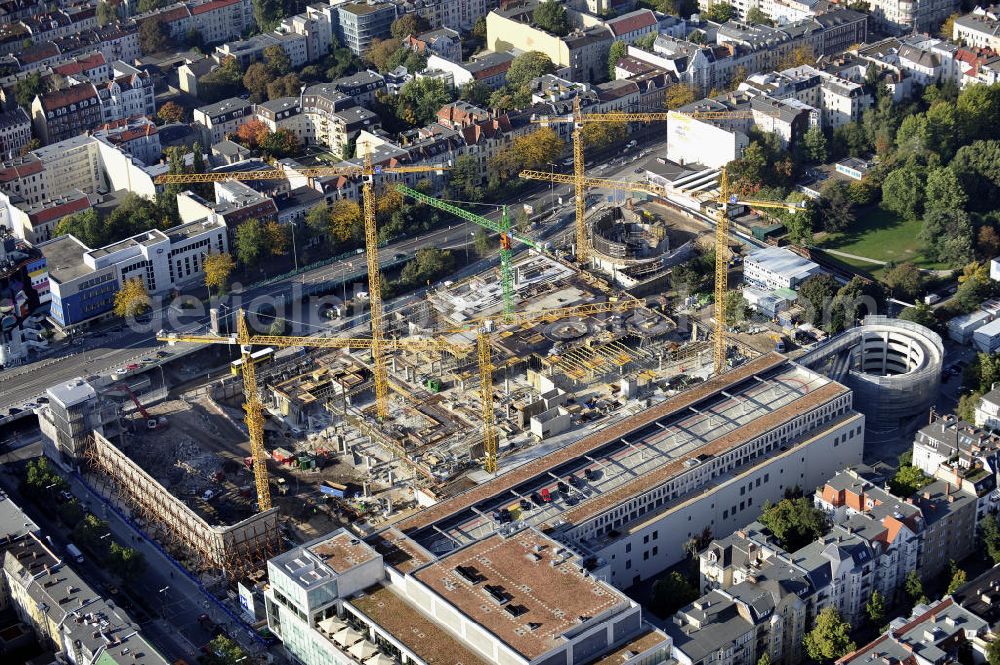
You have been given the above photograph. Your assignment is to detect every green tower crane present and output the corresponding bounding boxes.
[395,184,541,321]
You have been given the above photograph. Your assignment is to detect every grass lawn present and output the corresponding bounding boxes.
[817,207,948,273]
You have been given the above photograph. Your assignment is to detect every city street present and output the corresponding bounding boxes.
[0,134,674,412]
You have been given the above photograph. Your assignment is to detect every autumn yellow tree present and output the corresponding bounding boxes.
[264,221,288,255]
[203,251,235,295]
[777,45,816,69]
[114,278,150,318]
[665,84,696,109]
[582,115,627,150]
[329,199,363,243]
[491,127,564,178]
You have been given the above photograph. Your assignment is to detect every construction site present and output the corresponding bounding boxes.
[34,113,798,589]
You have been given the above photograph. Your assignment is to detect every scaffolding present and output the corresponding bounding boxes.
[82,431,281,581]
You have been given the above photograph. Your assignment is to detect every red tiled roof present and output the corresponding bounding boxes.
[29,194,90,225]
[143,5,189,21]
[607,9,657,37]
[191,0,241,15]
[52,51,106,76]
[18,41,60,64]
[38,82,99,110]
[0,159,43,182]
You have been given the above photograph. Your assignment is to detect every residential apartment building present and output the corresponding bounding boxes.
[333,1,397,55]
[30,81,102,145]
[954,6,1000,50]
[0,493,169,665]
[134,0,254,47]
[487,5,612,82]
[40,215,228,328]
[0,107,31,159]
[866,0,959,35]
[425,50,515,89]
[194,96,254,144]
[264,528,673,665]
[976,386,1000,432]
[97,61,156,123]
[32,135,104,198]
[815,468,977,581]
[836,599,987,665]
[7,188,91,244]
[93,116,162,167]
[0,155,47,207]
[403,27,462,62]
[437,0,490,31]
[911,414,1000,520]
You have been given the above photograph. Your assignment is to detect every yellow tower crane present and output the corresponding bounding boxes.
[153,153,448,421]
[159,316,465,511]
[519,167,804,375]
[159,299,643,500]
[530,99,752,263]
[710,168,805,374]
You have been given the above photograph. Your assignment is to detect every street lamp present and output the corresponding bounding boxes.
[547,162,558,212]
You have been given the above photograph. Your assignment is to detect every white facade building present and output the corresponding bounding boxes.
[743,246,822,291]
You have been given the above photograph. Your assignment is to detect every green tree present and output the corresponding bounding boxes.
[24,457,66,498]
[390,13,429,39]
[401,248,455,286]
[96,0,116,25]
[505,51,558,90]
[473,228,492,257]
[746,7,773,25]
[460,81,491,106]
[108,542,146,583]
[957,391,982,424]
[202,635,247,665]
[234,218,268,267]
[533,0,570,36]
[987,638,1000,665]
[951,140,1000,209]
[947,561,967,595]
[395,77,453,126]
[650,571,699,617]
[797,273,839,327]
[723,290,750,325]
[866,591,886,626]
[803,126,828,163]
[263,44,291,76]
[881,167,925,220]
[905,570,927,604]
[447,154,484,201]
[54,209,103,247]
[818,180,855,233]
[919,209,974,268]
[980,515,1000,564]
[72,513,108,551]
[833,276,885,331]
[900,302,937,328]
[889,464,931,497]
[924,167,967,215]
[608,40,628,79]
[703,2,736,22]
[14,72,45,108]
[138,16,170,54]
[758,497,829,552]
[803,608,856,663]
[884,262,923,300]
[252,0,284,32]
[243,62,274,102]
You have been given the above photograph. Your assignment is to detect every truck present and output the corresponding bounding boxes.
[66,543,84,564]
[770,334,787,353]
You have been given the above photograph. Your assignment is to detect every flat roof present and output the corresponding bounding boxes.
[350,585,490,665]
[591,629,670,664]
[746,246,819,278]
[307,530,379,575]
[40,234,91,283]
[402,355,833,549]
[367,527,434,573]
[413,531,628,661]
[166,217,226,242]
[46,377,97,408]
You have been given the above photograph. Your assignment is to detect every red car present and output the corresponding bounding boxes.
[540,488,552,503]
